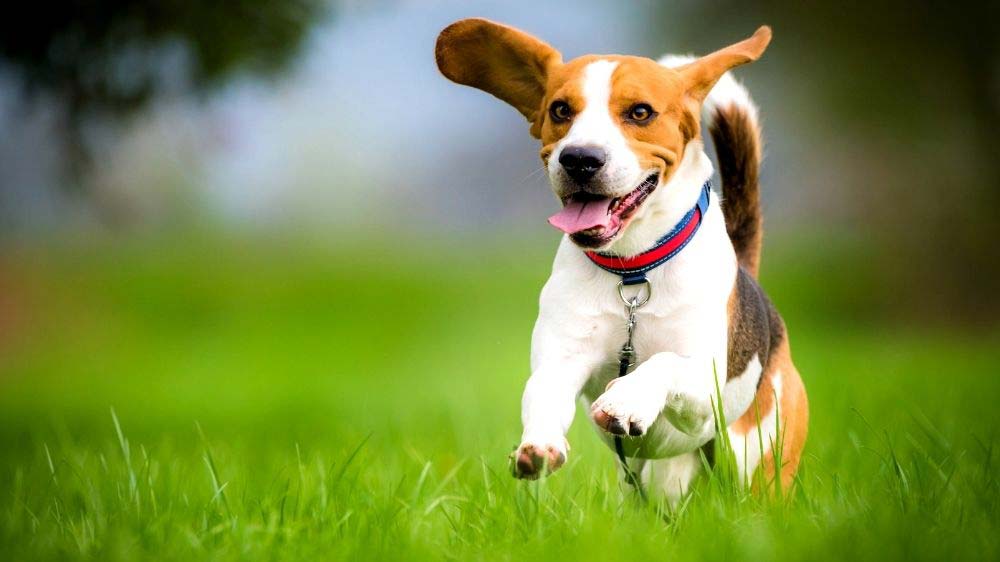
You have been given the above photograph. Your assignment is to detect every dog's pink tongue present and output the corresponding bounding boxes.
[547,198,614,234]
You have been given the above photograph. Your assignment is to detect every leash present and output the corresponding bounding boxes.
[588,181,712,500]
[615,280,650,501]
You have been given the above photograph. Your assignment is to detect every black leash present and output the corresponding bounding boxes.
[614,281,649,501]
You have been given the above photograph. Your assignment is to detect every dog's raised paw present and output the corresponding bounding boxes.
[511,442,565,480]
[591,408,645,436]
[590,378,664,437]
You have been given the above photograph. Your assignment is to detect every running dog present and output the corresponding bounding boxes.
[435,19,808,502]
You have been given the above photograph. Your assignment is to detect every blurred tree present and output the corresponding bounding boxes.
[649,0,1000,322]
[0,0,328,196]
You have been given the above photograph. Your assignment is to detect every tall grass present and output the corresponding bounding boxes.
[0,237,997,560]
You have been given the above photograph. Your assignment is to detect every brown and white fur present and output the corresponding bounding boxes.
[436,19,808,503]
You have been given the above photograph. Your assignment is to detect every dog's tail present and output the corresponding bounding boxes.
[704,72,765,278]
[661,55,766,278]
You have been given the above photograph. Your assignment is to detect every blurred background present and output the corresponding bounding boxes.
[1,2,998,558]
[1,0,997,325]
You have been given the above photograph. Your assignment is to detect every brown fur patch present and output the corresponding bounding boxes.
[726,267,783,383]
[771,348,809,491]
[435,18,562,136]
[711,105,763,278]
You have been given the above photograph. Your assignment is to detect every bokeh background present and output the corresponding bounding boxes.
[1,1,998,560]
[3,0,998,322]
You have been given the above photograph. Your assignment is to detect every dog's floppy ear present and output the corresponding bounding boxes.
[678,26,771,102]
[436,18,562,137]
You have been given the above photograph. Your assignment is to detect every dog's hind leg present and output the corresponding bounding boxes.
[760,353,808,492]
[727,338,809,493]
[640,452,703,506]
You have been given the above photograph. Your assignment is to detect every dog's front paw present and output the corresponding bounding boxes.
[590,377,664,437]
[511,440,566,480]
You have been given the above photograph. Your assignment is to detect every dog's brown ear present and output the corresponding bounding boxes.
[436,18,561,137]
[678,26,771,102]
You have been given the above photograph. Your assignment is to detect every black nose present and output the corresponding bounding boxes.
[559,145,606,183]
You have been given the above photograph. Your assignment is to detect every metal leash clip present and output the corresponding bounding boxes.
[617,278,651,368]
[613,278,652,500]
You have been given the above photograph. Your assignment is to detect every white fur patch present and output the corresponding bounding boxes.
[642,451,702,505]
[728,370,782,484]
[657,54,696,68]
[547,60,644,198]
[722,354,762,424]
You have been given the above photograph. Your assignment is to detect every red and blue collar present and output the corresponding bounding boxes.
[585,181,711,285]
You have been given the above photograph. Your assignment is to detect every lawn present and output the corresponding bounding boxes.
[1,232,997,561]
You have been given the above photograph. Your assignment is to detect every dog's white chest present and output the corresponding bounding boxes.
[577,303,726,457]
[534,207,736,458]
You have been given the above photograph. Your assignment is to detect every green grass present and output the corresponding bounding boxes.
[0,233,997,561]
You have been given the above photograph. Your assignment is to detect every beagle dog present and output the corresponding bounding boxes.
[435,19,808,502]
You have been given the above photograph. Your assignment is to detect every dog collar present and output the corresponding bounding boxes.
[585,181,712,285]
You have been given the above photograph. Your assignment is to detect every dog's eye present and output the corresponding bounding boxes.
[549,101,572,122]
[627,103,655,123]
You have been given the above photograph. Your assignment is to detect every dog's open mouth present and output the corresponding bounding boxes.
[547,173,659,246]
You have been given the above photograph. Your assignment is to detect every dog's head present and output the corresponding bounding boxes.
[436,19,770,251]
